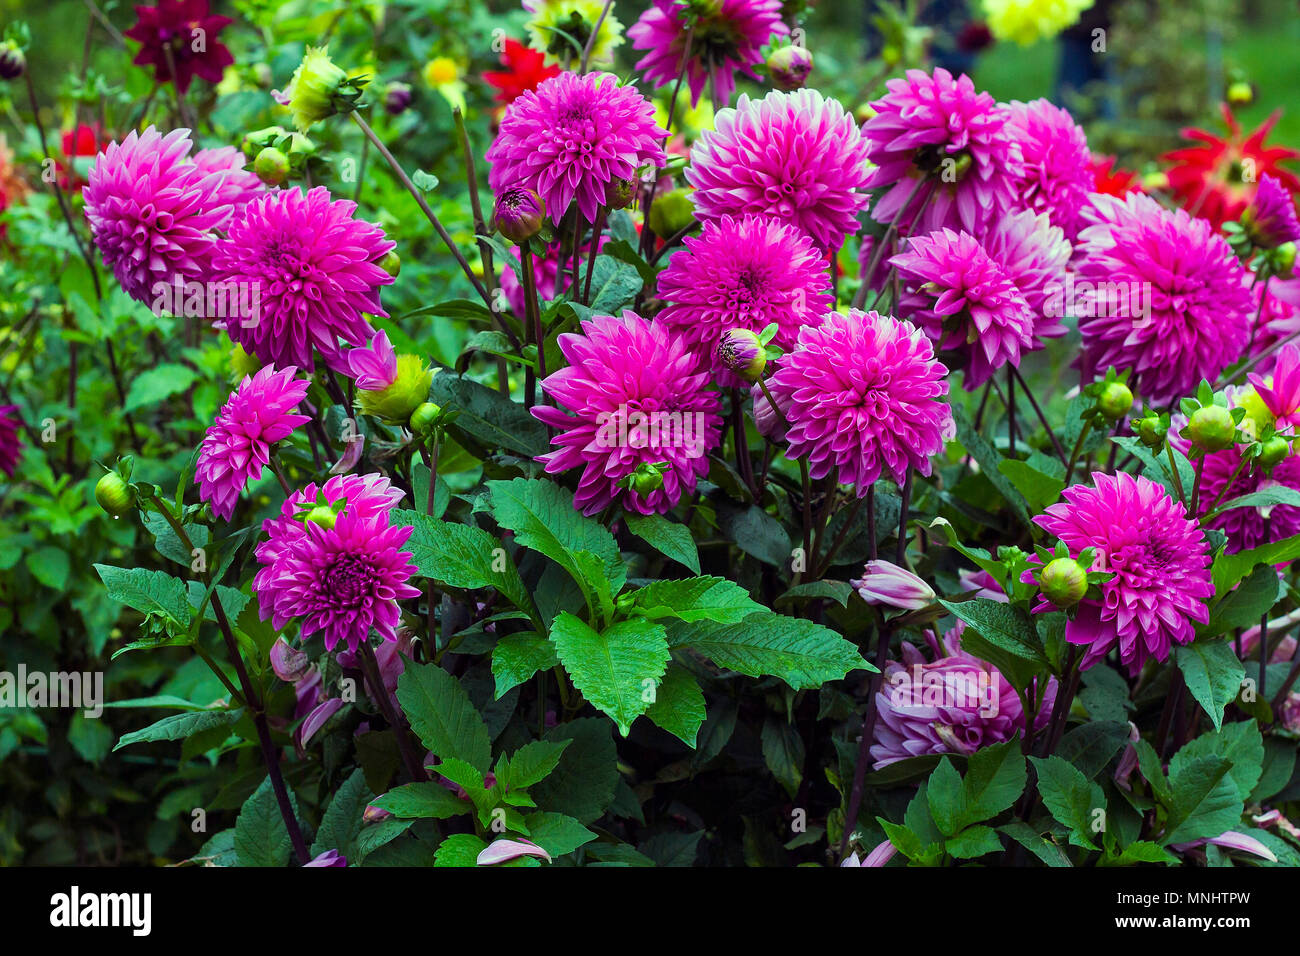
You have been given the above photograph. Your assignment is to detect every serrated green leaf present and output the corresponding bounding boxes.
[761,718,806,800]
[1175,640,1246,731]
[549,612,670,735]
[311,768,373,861]
[491,632,558,699]
[625,575,765,624]
[644,662,706,747]
[113,707,243,751]
[371,782,470,819]
[523,811,597,857]
[396,658,492,772]
[623,512,700,573]
[234,775,299,867]
[530,718,619,824]
[1029,755,1105,850]
[503,739,571,791]
[124,362,199,413]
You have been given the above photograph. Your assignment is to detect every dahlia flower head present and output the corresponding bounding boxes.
[1031,472,1213,674]
[211,186,395,372]
[655,214,833,386]
[254,473,419,653]
[84,127,252,305]
[124,0,234,94]
[345,330,399,390]
[523,0,625,68]
[1075,191,1253,407]
[629,0,788,109]
[1250,343,1300,434]
[486,71,666,224]
[981,0,1095,46]
[765,309,954,495]
[863,68,1024,237]
[196,365,310,521]
[1243,174,1300,248]
[532,311,723,515]
[192,145,266,208]
[686,88,871,249]
[1004,98,1095,241]
[0,405,21,478]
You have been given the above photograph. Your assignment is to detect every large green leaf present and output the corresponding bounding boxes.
[644,663,706,747]
[113,707,243,751]
[396,659,492,773]
[1204,564,1281,637]
[371,782,470,819]
[530,718,619,824]
[1169,722,1263,803]
[624,575,765,624]
[491,632,559,699]
[95,564,193,634]
[1211,534,1300,594]
[1162,755,1244,846]
[938,597,1046,689]
[311,768,373,861]
[1029,755,1105,850]
[1175,640,1245,731]
[926,757,969,837]
[624,512,700,573]
[234,775,300,868]
[549,612,670,735]
[961,739,1027,824]
[429,373,550,457]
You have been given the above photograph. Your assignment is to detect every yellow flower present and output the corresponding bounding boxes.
[981,0,1095,46]
[524,0,624,68]
[423,56,467,114]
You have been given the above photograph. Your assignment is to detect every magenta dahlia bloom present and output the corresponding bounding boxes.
[863,68,1024,236]
[344,330,399,390]
[656,215,833,385]
[1033,472,1213,673]
[891,228,1035,389]
[124,0,234,94]
[83,126,237,304]
[1243,174,1300,248]
[1196,448,1300,553]
[1003,98,1095,241]
[628,0,788,108]
[1251,343,1300,432]
[686,89,871,249]
[532,311,723,515]
[0,405,21,477]
[851,560,935,610]
[486,72,666,224]
[196,365,311,520]
[766,310,954,494]
[257,473,406,570]
[1075,192,1253,407]
[192,145,265,208]
[211,186,394,371]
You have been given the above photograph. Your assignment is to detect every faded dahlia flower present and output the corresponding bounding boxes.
[863,68,1023,236]
[254,474,419,653]
[0,405,21,477]
[524,0,625,68]
[486,72,666,225]
[766,310,954,494]
[981,0,1095,46]
[628,0,788,109]
[532,311,723,515]
[212,186,394,371]
[1004,98,1095,241]
[196,365,310,520]
[686,89,871,249]
[1075,192,1253,406]
[1242,174,1300,249]
[1032,472,1213,673]
[124,0,233,94]
[890,228,1035,389]
[656,215,833,385]
[83,127,239,305]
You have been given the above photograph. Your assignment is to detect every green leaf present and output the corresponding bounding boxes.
[395,659,492,773]
[1252,738,1296,802]
[624,575,765,624]
[938,598,1046,689]
[1205,485,1300,520]
[95,564,193,633]
[952,404,1030,525]
[1211,533,1300,594]
[549,612,670,736]
[669,612,872,689]
[623,512,700,573]
[1057,721,1133,780]
[927,757,969,837]
[1029,755,1105,850]
[718,504,793,567]
[945,825,1004,859]
[777,580,855,608]
[429,374,550,457]
[311,768,373,861]
[639,830,704,867]
[962,739,1027,824]
[68,712,113,764]
[1175,640,1246,731]
[26,546,69,591]
[1170,722,1263,802]
[530,718,619,824]
[997,458,1065,510]
[583,255,643,314]
[124,362,199,413]
[644,663,706,747]
[113,708,243,751]
[524,812,597,857]
[998,821,1072,867]
[491,632,559,699]
[761,718,806,800]
[234,775,299,867]
[1102,841,1179,866]
[434,833,490,867]
[502,739,571,791]
[1162,755,1244,846]
[371,782,470,819]
[1204,564,1281,637]
[141,511,211,568]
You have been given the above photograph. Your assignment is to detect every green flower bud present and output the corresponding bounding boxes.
[767,45,814,91]
[1277,241,1297,277]
[379,250,401,278]
[1134,413,1168,450]
[253,146,290,186]
[630,469,664,497]
[1040,557,1088,609]
[648,188,695,239]
[1227,81,1254,106]
[305,505,337,530]
[408,401,443,434]
[95,472,134,517]
[0,41,25,81]
[1096,381,1134,422]
[1187,404,1237,452]
[279,46,363,132]
[1260,435,1290,471]
[355,354,433,425]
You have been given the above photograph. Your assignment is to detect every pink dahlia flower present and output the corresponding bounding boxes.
[1075,192,1253,407]
[1250,343,1300,433]
[656,215,833,386]
[486,71,666,224]
[192,145,265,208]
[1003,98,1095,241]
[83,126,239,305]
[256,473,407,574]
[345,330,399,390]
[196,365,311,520]
[532,311,723,515]
[1032,472,1213,673]
[766,309,954,495]
[863,68,1024,236]
[0,405,20,477]
[628,0,788,109]
[1249,276,1300,358]
[1199,450,1300,553]
[1243,174,1300,249]
[212,186,394,372]
[686,89,871,249]
[890,228,1035,389]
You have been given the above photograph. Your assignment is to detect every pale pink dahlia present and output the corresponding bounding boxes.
[192,145,265,208]
[1075,192,1253,407]
[532,311,723,515]
[863,68,1024,236]
[83,126,238,304]
[211,186,394,371]
[0,405,20,477]
[196,365,310,520]
[1003,98,1095,241]
[656,215,833,385]
[686,89,871,249]
[1033,472,1213,673]
[891,228,1035,389]
[765,310,954,494]
[486,71,666,224]
[628,0,788,109]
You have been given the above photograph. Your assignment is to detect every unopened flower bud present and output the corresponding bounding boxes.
[605,177,635,210]
[409,401,443,434]
[278,46,362,132]
[1039,557,1088,609]
[630,467,664,497]
[1187,404,1236,452]
[355,354,434,425]
[648,188,695,238]
[1141,170,1170,192]
[850,560,935,611]
[493,187,546,244]
[767,45,813,91]
[716,329,766,384]
[253,146,290,186]
[379,250,401,277]
[95,472,134,516]
[305,505,337,530]
[1133,413,1167,449]
[1097,381,1133,421]
[1277,241,1297,276]
[270,638,311,682]
[0,41,25,81]
[1260,435,1290,471]
[385,81,413,115]
[363,804,393,823]
[1227,81,1254,106]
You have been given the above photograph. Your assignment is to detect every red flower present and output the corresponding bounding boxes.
[1088,153,1140,198]
[58,124,109,190]
[124,0,234,94]
[482,38,559,106]
[1162,104,1300,230]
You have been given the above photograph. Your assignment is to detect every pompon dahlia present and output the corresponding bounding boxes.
[1032,472,1213,673]
[0,405,21,477]
[981,0,1095,46]
[1004,98,1094,241]
[211,186,395,371]
[486,72,666,225]
[656,215,833,385]
[766,310,954,493]
[192,145,265,208]
[687,89,870,249]
[628,0,788,109]
[1242,174,1300,249]
[863,68,1023,237]
[83,126,238,305]
[532,311,723,515]
[124,0,234,94]
[483,38,561,106]
[196,365,310,520]
[1075,191,1253,406]
[890,228,1035,389]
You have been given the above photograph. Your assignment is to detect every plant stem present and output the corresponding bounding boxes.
[1010,366,1068,466]
[359,640,427,783]
[1189,453,1207,517]
[581,208,606,305]
[852,176,932,311]
[1064,419,1093,485]
[1165,443,1187,504]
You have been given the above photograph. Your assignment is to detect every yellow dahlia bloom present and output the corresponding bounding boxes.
[523,0,624,68]
[982,0,1095,46]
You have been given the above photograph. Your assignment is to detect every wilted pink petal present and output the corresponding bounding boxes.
[304,848,347,867]
[477,838,552,866]
[297,697,345,747]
